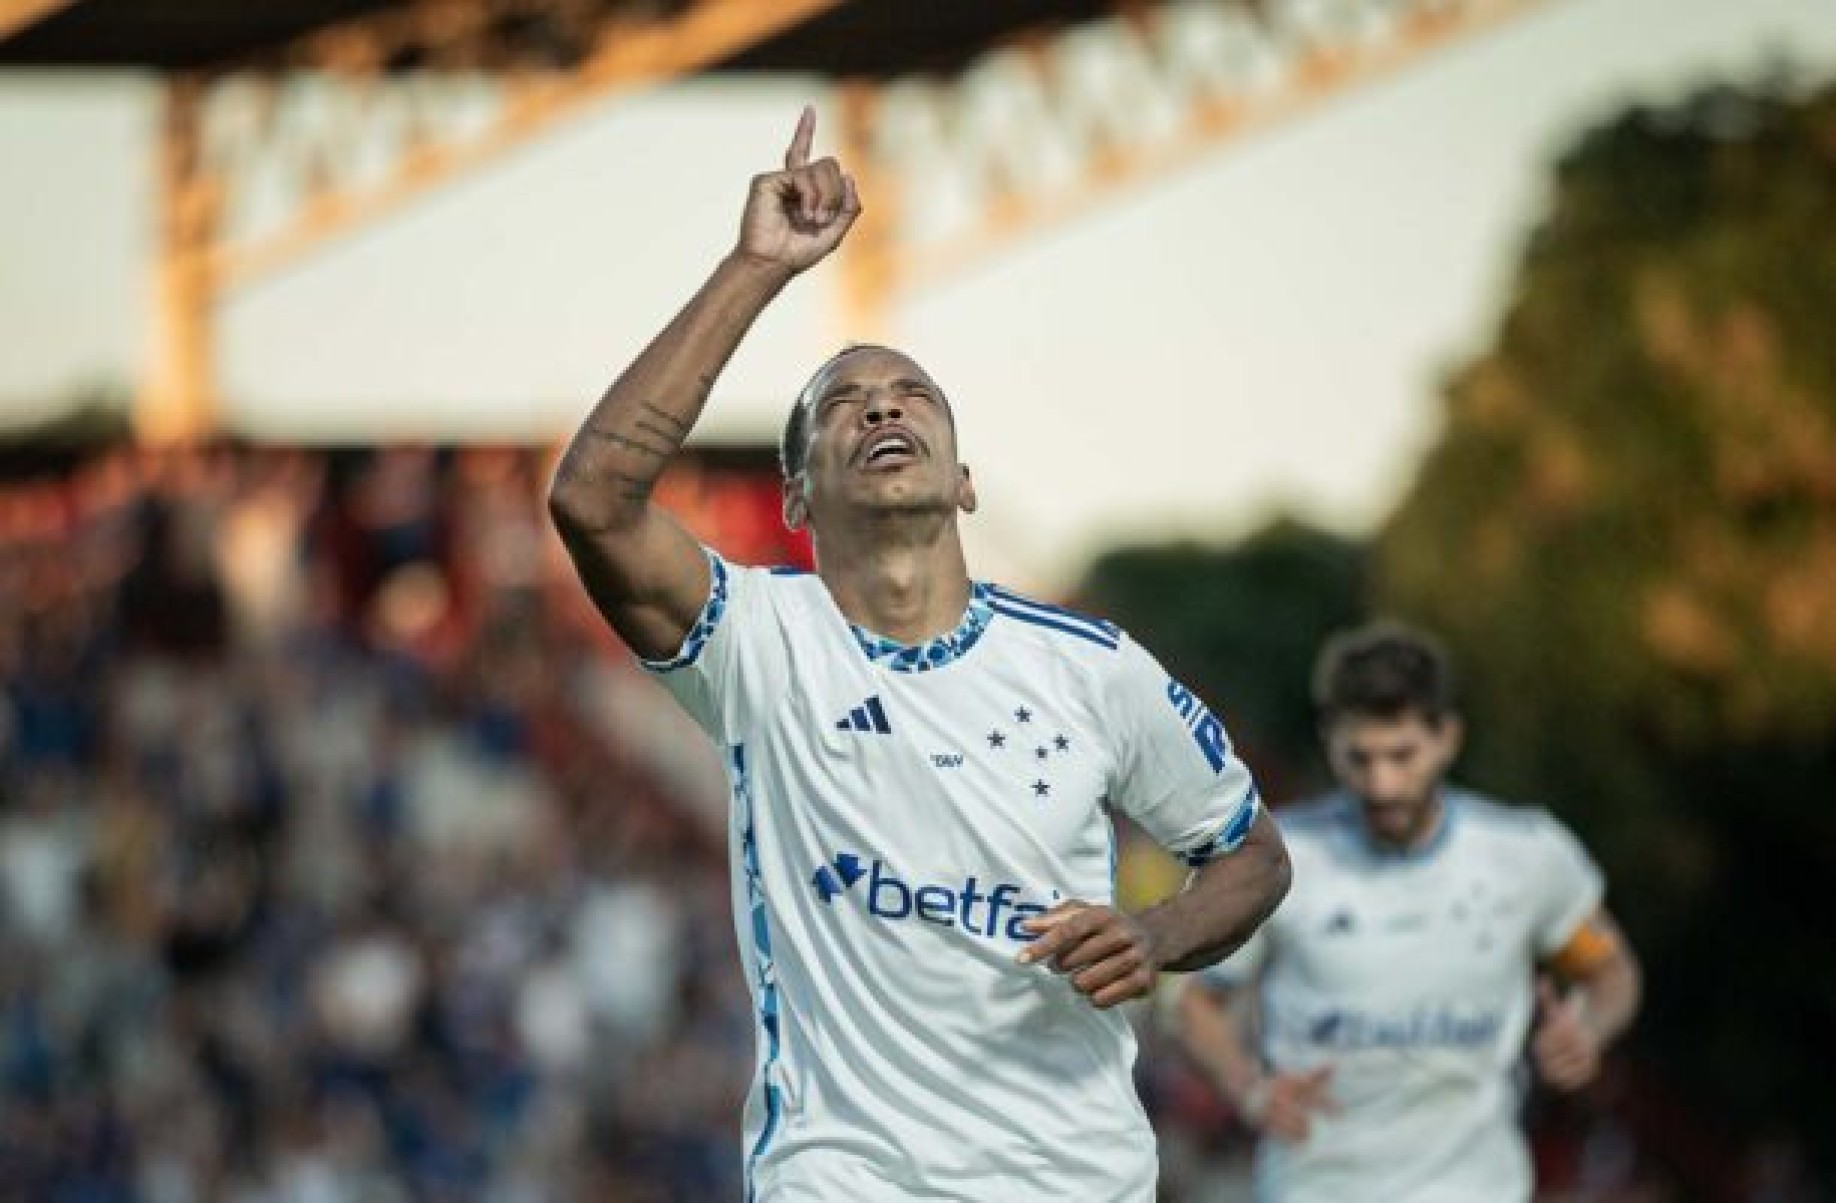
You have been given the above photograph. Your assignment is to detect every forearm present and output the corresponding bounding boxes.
[551,252,792,531]
[1574,950,1641,1050]
[1141,815,1291,974]
[1178,983,1263,1102]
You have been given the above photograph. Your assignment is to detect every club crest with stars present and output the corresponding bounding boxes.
[984,701,1075,800]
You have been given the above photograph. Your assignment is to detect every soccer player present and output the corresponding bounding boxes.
[547,107,1292,1201]
[1172,621,1642,1202]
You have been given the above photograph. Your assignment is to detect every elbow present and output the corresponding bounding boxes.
[1267,840,1294,914]
[545,456,593,534]
[1257,848,1292,931]
[546,466,635,545]
[1251,818,1293,923]
[546,475,588,541]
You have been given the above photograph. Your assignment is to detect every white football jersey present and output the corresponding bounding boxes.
[1204,790,1605,1203]
[645,551,1262,1202]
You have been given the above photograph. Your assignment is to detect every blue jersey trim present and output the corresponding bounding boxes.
[984,585,1120,643]
[988,599,1122,650]
[1324,790,1460,864]
[640,550,729,673]
[1179,788,1262,867]
[1370,792,1458,863]
[1104,806,1119,897]
[733,743,786,1199]
[850,581,995,672]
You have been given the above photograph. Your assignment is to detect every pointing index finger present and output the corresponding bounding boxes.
[785,104,815,170]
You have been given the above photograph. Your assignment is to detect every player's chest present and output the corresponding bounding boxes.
[773,667,1114,849]
[1279,864,1538,993]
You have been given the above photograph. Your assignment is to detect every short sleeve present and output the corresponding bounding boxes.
[638,549,782,744]
[1526,810,1606,956]
[1106,635,1261,867]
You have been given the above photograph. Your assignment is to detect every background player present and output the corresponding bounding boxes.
[1173,620,1640,1202]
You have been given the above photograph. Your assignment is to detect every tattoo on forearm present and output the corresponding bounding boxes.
[586,428,671,460]
[557,438,659,503]
[555,394,700,520]
[639,402,690,434]
[634,418,682,446]
[573,401,692,474]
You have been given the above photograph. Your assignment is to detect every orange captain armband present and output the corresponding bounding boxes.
[1546,913,1620,980]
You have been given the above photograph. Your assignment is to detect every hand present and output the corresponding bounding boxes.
[736,105,862,275]
[1016,900,1160,1009]
[1532,977,1602,1092]
[1237,1067,1337,1144]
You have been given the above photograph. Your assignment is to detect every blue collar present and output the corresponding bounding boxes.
[1342,791,1458,864]
[850,582,994,673]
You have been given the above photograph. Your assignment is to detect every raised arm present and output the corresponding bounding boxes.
[548,106,861,659]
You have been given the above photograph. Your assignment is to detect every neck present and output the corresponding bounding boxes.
[1371,791,1448,853]
[815,512,972,644]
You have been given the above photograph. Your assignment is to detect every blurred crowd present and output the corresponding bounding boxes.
[0,444,794,1202]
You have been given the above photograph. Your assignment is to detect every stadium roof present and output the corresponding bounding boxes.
[0,0,1113,74]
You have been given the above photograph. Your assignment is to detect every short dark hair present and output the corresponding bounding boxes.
[778,343,951,479]
[1312,620,1455,724]
[779,381,817,479]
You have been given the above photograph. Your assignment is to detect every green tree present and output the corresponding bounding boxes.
[1379,77,1836,1175]
[1076,518,1367,801]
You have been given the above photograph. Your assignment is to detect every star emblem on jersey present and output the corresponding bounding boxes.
[980,699,1077,803]
[1451,879,1505,951]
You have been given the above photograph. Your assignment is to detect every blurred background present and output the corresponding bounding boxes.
[2,0,1833,1199]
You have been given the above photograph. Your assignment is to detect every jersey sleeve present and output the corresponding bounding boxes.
[1105,635,1261,867]
[637,549,785,744]
[1525,809,1606,956]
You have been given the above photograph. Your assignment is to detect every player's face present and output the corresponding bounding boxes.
[784,348,973,531]
[1324,711,1463,848]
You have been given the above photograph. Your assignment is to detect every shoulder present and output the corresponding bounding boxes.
[1272,793,1356,852]
[1277,792,1351,831]
[721,558,827,617]
[980,583,1124,656]
[1451,789,1557,835]
[1450,789,1587,858]
[658,555,824,662]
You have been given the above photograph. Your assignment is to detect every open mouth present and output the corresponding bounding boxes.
[860,430,922,468]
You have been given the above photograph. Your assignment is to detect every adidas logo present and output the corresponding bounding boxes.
[835,695,892,735]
